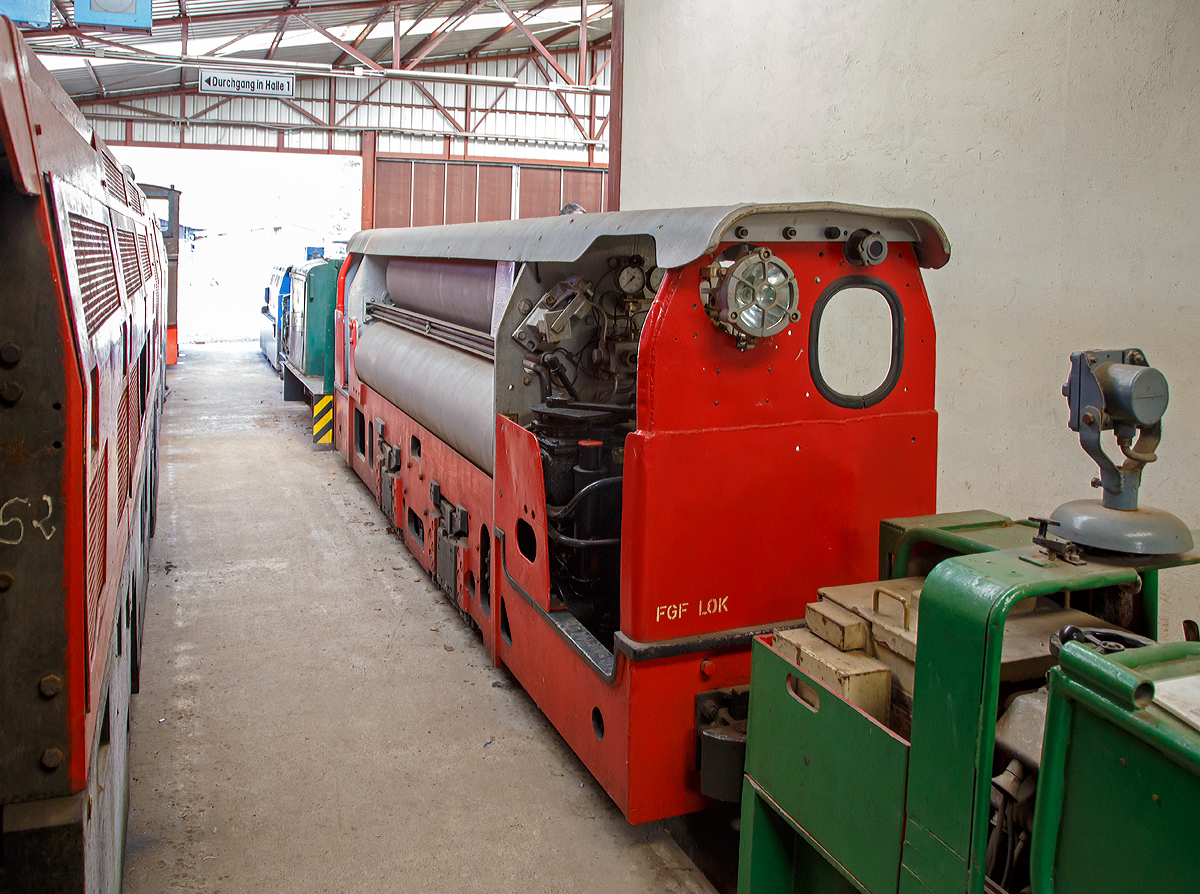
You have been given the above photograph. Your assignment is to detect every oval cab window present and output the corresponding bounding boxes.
[809,277,904,409]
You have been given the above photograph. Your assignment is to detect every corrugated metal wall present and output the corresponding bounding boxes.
[371,159,606,227]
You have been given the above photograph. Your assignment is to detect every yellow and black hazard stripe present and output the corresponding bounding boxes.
[312,394,333,444]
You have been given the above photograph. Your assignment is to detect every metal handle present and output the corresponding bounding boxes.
[872,586,911,630]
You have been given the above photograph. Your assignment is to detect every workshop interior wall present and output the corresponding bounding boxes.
[621,0,1200,636]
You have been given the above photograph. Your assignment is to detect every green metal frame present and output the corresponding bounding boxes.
[741,508,1200,894]
[1030,641,1200,894]
[740,637,909,893]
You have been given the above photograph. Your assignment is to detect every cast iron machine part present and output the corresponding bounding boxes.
[1050,348,1193,555]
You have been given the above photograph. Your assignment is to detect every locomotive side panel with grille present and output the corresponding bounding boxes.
[68,212,121,337]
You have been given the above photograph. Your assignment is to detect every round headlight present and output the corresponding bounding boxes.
[717,248,799,339]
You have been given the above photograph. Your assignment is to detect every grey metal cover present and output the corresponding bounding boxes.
[346,202,951,270]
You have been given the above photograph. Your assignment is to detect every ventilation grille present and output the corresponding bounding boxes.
[128,184,142,214]
[69,213,120,336]
[136,232,151,281]
[130,357,142,437]
[117,386,130,518]
[117,229,142,296]
[87,449,108,658]
[102,153,127,206]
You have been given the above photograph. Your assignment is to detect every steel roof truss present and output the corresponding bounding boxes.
[492,0,574,85]
[400,0,485,70]
[530,54,586,138]
[295,12,382,70]
[412,81,465,132]
[469,55,529,132]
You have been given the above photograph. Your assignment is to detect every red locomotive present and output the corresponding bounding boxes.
[335,203,948,821]
[0,20,166,892]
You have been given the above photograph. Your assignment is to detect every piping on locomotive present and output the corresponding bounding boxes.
[0,18,167,892]
[334,203,950,822]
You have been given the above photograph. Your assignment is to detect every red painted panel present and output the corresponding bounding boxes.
[477,165,512,222]
[412,162,446,228]
[374,159,412,228]
[623,242,938,642]
[626,647,752,821]
[637,244,936,432]
[562,168,603,214]
[621,413,937,642]
[518,167,562,219]
[493,418,551,611]
[492,587,633,809]
[445,163,477,225]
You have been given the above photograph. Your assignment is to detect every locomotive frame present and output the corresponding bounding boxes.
[335,203,950,822]
[0,19,166,893]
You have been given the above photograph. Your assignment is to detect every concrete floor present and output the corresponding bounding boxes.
[122,344,717,894]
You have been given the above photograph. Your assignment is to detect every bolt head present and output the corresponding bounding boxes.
[41,747,64,770]
[1082,412,1096,425]
[0,381,22,405]
[0,343,20,365]
[40,674,62,698]
[0,571,12,591]
[700,659,716,677]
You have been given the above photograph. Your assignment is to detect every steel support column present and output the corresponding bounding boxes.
[606,0,622,212]
[361,129,376,229]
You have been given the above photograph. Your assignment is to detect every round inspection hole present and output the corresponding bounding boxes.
[516,518,537,563]
[591,707,605,740]
[52,402,62,410]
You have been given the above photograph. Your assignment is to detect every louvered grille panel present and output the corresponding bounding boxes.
[130,358,141,436]
[117,387,130,518]
[87,450,107,659]
[69,213,120,336]
[102,152,126,206]
[117,229,142,296]
[128,186,142,214]
[136,232,150,280]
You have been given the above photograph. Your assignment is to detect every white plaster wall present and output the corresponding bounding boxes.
[622,0,1200,636]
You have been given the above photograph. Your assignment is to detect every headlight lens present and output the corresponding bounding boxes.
[720,249,798,338]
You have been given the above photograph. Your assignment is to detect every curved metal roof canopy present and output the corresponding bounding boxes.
[347,202,951,269]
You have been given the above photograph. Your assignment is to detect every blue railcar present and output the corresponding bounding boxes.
[260,264,292,374]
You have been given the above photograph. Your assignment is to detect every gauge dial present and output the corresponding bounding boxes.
[617,265,647,295]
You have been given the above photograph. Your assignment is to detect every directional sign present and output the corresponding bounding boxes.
[199,70,295,99]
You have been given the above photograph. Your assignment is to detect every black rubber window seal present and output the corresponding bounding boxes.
[808,275,905,410]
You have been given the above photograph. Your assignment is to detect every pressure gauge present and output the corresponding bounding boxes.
[648,268,665,294]
[617,265,646,295]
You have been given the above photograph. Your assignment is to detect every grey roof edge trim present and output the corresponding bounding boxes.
[346,202,951,271]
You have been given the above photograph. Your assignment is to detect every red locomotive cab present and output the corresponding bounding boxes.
[334,204,949,823]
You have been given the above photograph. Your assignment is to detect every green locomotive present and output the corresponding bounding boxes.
[739,349,1199,894]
